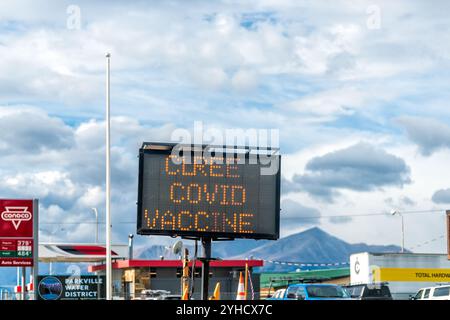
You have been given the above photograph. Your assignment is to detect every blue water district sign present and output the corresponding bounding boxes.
[38,275,105,300]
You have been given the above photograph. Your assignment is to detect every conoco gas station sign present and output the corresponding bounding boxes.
[0,199,36,267]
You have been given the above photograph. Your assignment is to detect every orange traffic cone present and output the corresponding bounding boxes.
[209,282,221,300]
[236,272,246,300]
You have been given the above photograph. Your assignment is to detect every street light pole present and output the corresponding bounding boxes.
[400,214,405,253]
[92,208,99,243]
[105,52,112,300]
[391,210,405,253]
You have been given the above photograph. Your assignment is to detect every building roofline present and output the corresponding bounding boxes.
[88,259,264,272]
[353,252,448,257]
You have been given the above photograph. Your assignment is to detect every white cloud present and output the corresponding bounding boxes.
[282,87,366,117]
[397,116,450,156]
[3,171,79,203]
[0,106,74,152]
[231,69,258,92]
[77,186,105,208]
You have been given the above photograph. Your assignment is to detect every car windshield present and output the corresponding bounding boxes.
[306,285,350,298]
[363,286,391,297]
[414,290,423,299]
[345,286,363,297]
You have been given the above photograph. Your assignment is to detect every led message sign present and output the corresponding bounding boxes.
[137,144,280,240]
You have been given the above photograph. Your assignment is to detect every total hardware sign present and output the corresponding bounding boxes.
[0,199,35,267]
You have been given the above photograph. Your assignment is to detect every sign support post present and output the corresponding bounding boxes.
[21,267,26,300]
[244,260,248,300]
[200,237,211,300]
[32,199,38,300]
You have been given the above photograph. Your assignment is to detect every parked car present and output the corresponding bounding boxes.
[160,294,182,300]
[272,283,352,300]
[411,285,450,300]
[139,289,171,300]
[343,283,393,300]
[267,288,286,300]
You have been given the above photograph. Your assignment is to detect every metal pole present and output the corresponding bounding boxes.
[105,52,112,300]
[92,208,99,243]
[401,214,405,253]
[21,267,26,300]
[128,234,134,260]
[447,210,450,260]
[201,238,211,300]
[49,233,53,275]
[244,260,248,300]
[16,267,19,300]
[32,199,39,300]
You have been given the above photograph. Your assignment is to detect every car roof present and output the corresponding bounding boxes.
[344,283,389,287]
[289,283,340,287]
[429,285,450,289]
[413,285,450,295]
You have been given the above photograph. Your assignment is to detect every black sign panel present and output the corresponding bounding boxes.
[37,275,105,300]
[137,143,280,240]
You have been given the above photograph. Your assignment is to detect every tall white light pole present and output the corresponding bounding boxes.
[105,52,112,300]
[92,208,99,243]
[391,210,405,253]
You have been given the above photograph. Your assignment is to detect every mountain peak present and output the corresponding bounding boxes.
[136,227,403,273]
[300,226,327,236]
[281,226,336,242]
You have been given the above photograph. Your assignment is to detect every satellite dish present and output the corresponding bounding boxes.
[172,240,184,256]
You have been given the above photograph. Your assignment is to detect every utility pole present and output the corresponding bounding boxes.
[200,238,211,300]
[391,210,405,253]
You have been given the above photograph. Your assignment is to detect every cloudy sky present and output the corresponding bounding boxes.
[1,0,449,254]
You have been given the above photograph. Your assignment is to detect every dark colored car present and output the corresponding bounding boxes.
[270,283,352,300]
[343,284,393,300]
[160,295,182,300]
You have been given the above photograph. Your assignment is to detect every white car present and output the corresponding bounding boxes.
[267,288,286,299]
[140,289,171,300]
[412,285,450,300]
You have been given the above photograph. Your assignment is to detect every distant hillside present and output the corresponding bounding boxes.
[135,238,268,260]
[136,227,403,272]
[231,227,403,271]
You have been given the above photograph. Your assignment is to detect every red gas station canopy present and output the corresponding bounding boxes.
[88,259,264,272]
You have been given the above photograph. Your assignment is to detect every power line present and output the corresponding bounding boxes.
[255,257,349,268]
[39,221,136,225]
[39,209,447,225]
[282,209,446,220]
[408,235,446,251]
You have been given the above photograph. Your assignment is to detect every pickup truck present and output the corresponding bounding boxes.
[343,283,393,300]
